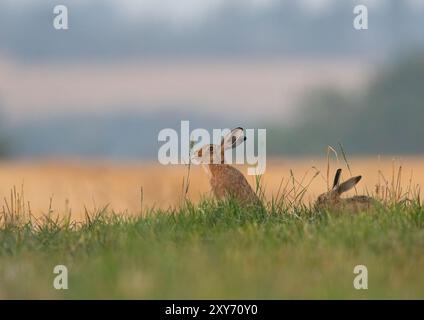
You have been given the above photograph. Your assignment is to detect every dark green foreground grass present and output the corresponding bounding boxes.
[0,200,423,299]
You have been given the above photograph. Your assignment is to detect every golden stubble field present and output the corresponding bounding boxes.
[0,156,423,221]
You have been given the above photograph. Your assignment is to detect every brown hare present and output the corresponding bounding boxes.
[193,127,260,207]
[315,168,379,213]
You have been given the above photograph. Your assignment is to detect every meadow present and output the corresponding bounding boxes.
[0,157,423,299]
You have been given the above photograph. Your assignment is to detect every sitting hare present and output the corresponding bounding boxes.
[316,168,379,213]
[193,127,260,206]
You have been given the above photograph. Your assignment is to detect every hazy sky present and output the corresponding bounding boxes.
[3,0,423,28]
[5,0,424,22]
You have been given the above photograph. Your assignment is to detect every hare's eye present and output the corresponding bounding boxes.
[209,146,214,152]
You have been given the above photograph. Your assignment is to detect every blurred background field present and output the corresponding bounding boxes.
[1,157,423,220]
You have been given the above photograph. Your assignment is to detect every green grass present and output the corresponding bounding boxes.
[0,199,423,299]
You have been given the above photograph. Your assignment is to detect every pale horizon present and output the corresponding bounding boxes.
[0,56,374,124]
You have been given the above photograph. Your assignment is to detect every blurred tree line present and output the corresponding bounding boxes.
[268,53,424,155]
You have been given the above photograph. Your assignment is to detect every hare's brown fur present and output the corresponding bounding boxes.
[317,194,378,214]
[209,164,260,206]
[315,169,379,214]
[194,128,260,207]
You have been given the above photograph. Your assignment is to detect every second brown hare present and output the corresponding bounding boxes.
[316,168,379,213]
[193,127,260,207]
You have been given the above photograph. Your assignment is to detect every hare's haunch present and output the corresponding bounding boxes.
[316,168,379,213]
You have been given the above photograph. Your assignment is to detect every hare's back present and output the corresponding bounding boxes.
[350,195,375,202]
[344,196,378,213]
[210,165,258,203]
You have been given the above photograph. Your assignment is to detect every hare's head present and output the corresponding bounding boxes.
[316,169,362,205]
[193,127,246,165]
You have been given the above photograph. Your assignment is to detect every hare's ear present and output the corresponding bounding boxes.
[332,169,342,190]
[221,127,245,150]
[336,176,362,194]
